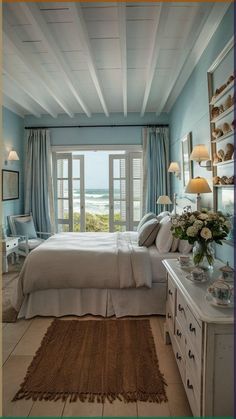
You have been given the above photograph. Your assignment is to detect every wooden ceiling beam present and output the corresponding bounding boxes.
[71,3,109,117]
[3,29,74,118]
[18,2,91,117]
[118,3,127,117]
[140,3,169,117]
[3,69,58,118]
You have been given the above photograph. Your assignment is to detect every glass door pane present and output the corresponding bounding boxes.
[72,155,85,232]
[130,153,143,230]
[55,154,72,232]
[109,155,129,232]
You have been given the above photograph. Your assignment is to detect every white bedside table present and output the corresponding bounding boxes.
[2,236,19,273]
[163,258,233,417]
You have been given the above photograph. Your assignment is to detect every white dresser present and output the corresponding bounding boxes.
[163,259,234,417]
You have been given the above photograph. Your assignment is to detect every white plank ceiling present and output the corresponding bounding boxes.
[2,2,230,118]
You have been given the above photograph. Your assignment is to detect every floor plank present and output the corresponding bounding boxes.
[29,400,65,417]
[63,399,103,417]
[2,319,32,365]
[12,318,52,356]
[103,400,137,417]
[2,355,34,417]
[137,400,171,417]
[167,383,192,417]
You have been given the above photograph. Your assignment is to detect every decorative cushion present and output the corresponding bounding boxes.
[155,215,173,254]
[178,240,193,254]
[14,218,37,239]
[137,212,156,232]
[19,239,44,251]
[138,219,160,247]
[156,211,170,221]
[171,237,179,252]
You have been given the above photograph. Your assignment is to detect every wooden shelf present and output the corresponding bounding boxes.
[213,159,234,167]
[210,80,234,106]
[213,184,234,188]
[211,130,234,144]
[210,105,234,124]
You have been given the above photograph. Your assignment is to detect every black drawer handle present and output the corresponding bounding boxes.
[168,289,173,296]
[167,313,171,319]
[176,352,182,361]
[187,379,193,389]
[7,245,9,248]
[189,323,196,333]
[178,303,184,313]
[176,329,182,338]
[188,349,195,360]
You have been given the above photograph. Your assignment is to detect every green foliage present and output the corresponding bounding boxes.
[73,212,121,232]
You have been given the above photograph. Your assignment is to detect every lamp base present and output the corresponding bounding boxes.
[196,194,201,211]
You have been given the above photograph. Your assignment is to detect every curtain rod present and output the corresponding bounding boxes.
[24,124,169,129]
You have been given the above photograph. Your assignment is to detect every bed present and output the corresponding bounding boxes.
[12,197,195,319]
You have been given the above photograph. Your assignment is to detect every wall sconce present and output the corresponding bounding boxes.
[185,176,212,211]
[8,149,19,161]
[190,144,211,170]
[157,195,172,211]
[168,162,181,179]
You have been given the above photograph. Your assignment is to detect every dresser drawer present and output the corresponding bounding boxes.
[167,275,176,316]
[185,365,201,417]
[186,306,202,358]
[166,301,174,337]
[172,336,185,385]
[186,340,201,390]
[175,317,186,356]
[176,290,187,329]
[2,239,18,252]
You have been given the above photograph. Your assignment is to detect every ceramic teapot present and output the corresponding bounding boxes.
[208,280,233,305]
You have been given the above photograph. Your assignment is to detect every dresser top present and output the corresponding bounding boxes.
[163,259,234,324]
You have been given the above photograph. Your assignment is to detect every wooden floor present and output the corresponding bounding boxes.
[2,315,192,417]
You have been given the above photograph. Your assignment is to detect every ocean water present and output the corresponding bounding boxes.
[74,188,110,214]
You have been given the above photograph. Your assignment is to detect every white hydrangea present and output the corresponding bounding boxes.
[224,220,232,230]
[200,227,212,240]
[198,213,208,220]
[193,220,204,230]
[186,226,197,237]
[189,215,196,223]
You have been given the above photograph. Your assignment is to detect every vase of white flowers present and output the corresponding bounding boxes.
[171,209,231,270]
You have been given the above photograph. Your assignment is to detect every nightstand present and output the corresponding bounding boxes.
[163,258,233,417]
[2,236,19,273]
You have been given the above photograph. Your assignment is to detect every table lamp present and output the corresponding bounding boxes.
[156,195,172,211]
[185,177,211,211]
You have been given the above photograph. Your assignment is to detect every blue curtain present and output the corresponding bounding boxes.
[143,127,170,213]
[25,129,55,233]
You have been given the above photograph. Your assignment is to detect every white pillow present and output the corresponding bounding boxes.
[156,211,170,221]
[138,219,160,247]
[171,237,179,252]
[155,216,173,254]
[178,240,193,254]
[137,212,156,232]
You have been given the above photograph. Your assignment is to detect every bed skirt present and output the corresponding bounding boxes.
[18,282,167,319]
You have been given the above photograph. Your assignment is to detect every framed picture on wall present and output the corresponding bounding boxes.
[181,133,193,188]
[2,169,19,201]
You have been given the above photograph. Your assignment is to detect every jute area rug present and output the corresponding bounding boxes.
[13,319,167,404]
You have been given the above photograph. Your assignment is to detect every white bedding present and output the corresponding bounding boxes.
[13,231,153,311]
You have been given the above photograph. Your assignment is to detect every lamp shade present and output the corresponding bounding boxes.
[190,144,210,162]
[168,162,180,173]
[8,150,19,161]
[185,177,212,194]
[157,195,172,205]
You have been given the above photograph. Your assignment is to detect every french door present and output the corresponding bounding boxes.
[54,153,85,232]
[109,152,142,231]
[54,151,142,232]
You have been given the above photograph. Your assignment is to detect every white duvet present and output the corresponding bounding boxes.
[13,232,152,310]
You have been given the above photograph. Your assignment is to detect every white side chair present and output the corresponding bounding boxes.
[8,214,52,257]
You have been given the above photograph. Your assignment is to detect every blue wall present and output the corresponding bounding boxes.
[2,108,25,231]
[169,4,234,265]
[24,113,169,146]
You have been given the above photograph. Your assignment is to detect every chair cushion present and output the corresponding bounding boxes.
[19,239,44,251]
[14,218,37,239]
[155,215,173,254]
[137,212,157,232]
[138,219,160,247]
